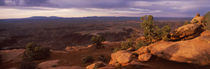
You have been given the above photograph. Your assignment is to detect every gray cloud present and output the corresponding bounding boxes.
[0,0,209,17]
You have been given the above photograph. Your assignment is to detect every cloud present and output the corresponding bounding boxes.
[0,0,209,19]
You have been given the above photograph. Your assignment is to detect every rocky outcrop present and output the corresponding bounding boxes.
[109,50,133,66]
[149,30,210,65]
[170,23,204,40]
[65,45,93,51]
[86,61,106,69]
[191,13,205,24]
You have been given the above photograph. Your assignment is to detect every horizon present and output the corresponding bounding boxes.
[0,0,210,19]
[0,16,194,20]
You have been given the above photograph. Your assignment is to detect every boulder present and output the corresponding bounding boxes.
[109,50,132,66]
[150,30,210,65]
[138,53,152,62]
[38,60,60,69]
[133,46,150,55]
[170,23,204,40]
[86,61,106,69]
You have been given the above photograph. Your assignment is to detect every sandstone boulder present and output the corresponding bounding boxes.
[133,46,150,55]
[138,53,152,62]
[150,30,210,65]
[109,50,132,66]
[86,61,106,69]
[170,23,204,40]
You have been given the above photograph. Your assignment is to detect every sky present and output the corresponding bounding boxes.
[0,0,209,19]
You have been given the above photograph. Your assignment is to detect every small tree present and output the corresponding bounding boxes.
[140,15,171,42]
[140,15,156,42]
[23,42,50,60]
[91,35,105,49]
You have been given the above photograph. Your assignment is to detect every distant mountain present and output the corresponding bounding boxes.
[26,16,64,19]
[0,16,192,24]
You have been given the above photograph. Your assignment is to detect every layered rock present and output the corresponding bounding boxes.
[191,13,205,24]
[170,23,204,40]
[149,30,210,65]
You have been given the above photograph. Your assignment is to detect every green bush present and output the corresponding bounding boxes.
[91,35,105,49]
[160,25,171,41]
[82,56,94,64]
[135,40,150,50]
[23,42,50,60]
[120,38,134,50]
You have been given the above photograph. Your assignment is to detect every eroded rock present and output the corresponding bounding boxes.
[109,50,132,66]
[138,53,152,62]
[150,30,210,65]
[170,23,204,40]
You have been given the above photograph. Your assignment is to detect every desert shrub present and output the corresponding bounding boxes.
[140,15,171,42]
[120,38,134,50]
[91,35,106,49]
[20,61,37,69]
[135,40,150,50]
[204,11,210,30]
[112,47,121,53]
[97,55,110,63]
[160,25,171,41]
[82,56,94,64]
[23,42,50,60]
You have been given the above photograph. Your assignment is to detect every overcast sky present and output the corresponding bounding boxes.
[0,0,209,19]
